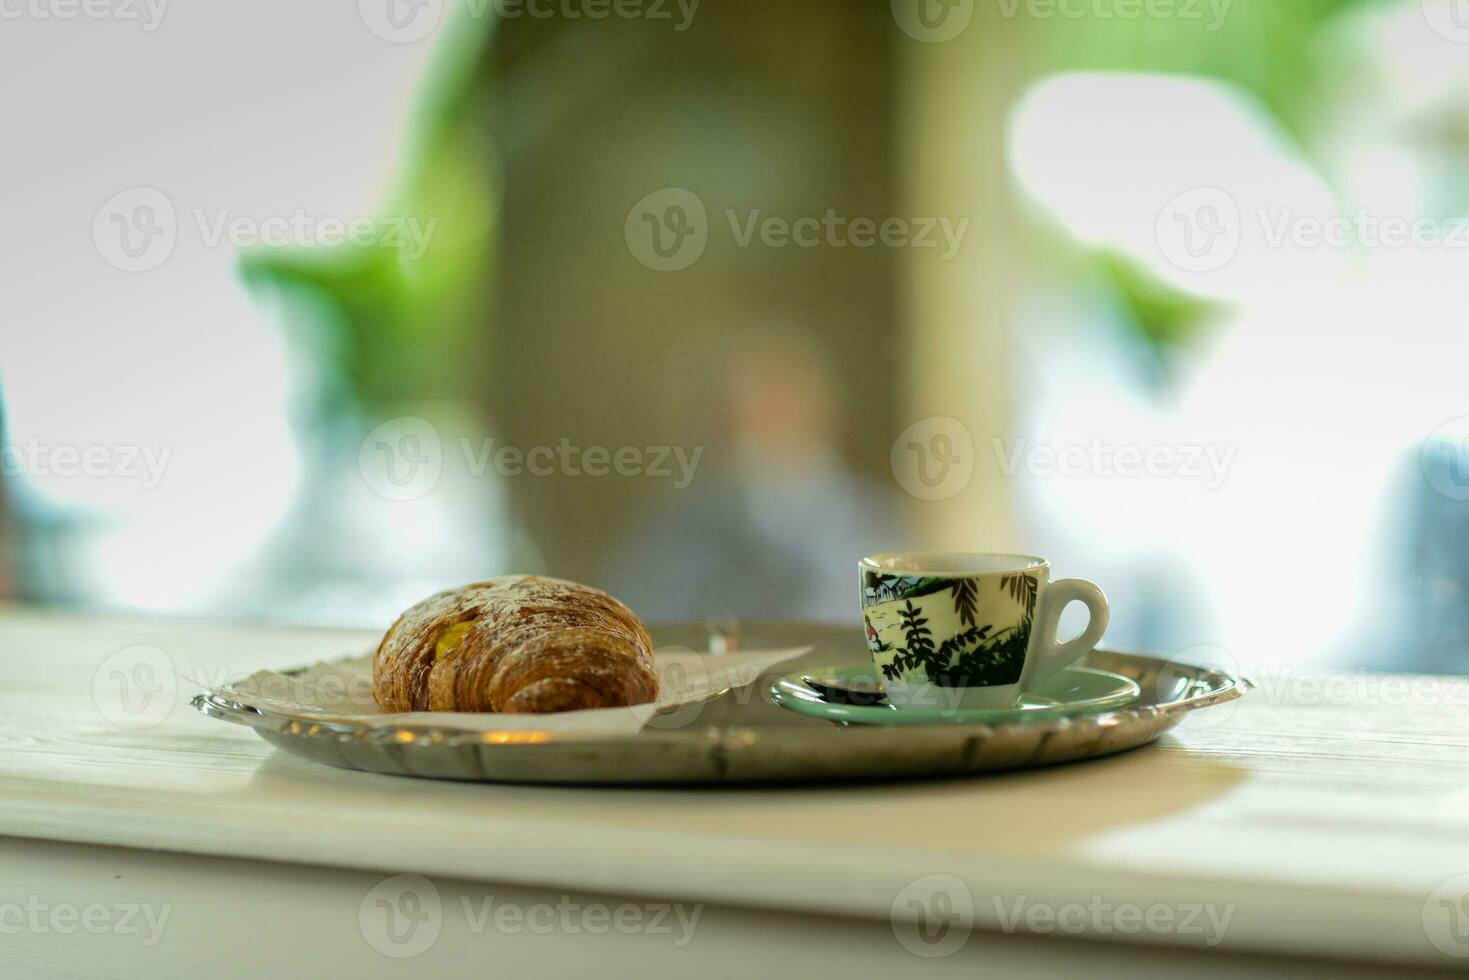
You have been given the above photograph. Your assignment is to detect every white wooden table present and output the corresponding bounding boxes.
[2,609,1467,978]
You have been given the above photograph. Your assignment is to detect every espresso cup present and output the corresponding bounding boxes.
[859,551,1108,710]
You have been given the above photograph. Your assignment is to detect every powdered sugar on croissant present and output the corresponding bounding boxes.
[372,576,659,714]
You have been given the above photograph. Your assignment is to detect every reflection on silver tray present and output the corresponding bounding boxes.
[191,622,1246,784]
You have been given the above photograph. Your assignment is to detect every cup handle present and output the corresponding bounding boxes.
[1028,579,1109,686]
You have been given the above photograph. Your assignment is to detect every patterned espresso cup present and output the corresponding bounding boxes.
[859,551,1109,710]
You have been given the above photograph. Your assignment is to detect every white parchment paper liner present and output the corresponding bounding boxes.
[213,646,812,735]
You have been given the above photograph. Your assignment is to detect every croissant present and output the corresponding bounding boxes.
[372,576,659,714]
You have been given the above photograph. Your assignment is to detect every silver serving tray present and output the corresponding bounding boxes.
[191,622,1245,784]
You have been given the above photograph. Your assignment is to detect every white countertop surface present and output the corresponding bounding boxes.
[3,608,1467,969]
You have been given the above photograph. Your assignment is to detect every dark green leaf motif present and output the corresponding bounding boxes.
[898,600,933,654]
[949,578,978,628]
[878,602,1027,688]
[1000,574,1038,622]
[945,626,1027,688]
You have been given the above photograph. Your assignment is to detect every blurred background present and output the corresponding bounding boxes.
[3,0,1468,676]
